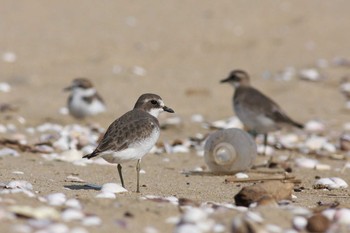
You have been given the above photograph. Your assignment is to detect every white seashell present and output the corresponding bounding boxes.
[101,183,128,194]
[132,66,146,76]
[70,227,89,233]
[172,145,190,154]
[144,226,159,233]
[293,216,307,231]
[334,208,350,224]
[11,224,32,233]
[0,124,7,133]
[175,224,202,233]
[95,192,116,199]
[304,120,325,132]
[9,206,60,220]
[36,123,63,132]
[82,216,102,226]
[59,107,69,115]
[299,69,322,81]
[6,180,33,190]
[314,164,331,170]
[305,136,327,151]
[46,193,67,206]
[43,223,69,233]
[235,173,249,179]
[191,114,204,123]
[245,211,264,223]
[0,148,20,157]
[12,171,24,175]
[265,224,282,233]
[322,142,336,153]
[212,223,225,233]
[163,116,182,126]
[322,208,337,220]
[182,208,207,223]
[210,117,243,129]
[65,199,82,209]
[314,177,348,190]
[0,82,11,92]
[2,52,16,63]
[66,175,84,183]
[61,208,85,222]
[58,150,83,162]
[279,134,299,148]
[295,158,319,168]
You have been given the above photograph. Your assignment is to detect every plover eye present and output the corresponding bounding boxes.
[151,100,157,105]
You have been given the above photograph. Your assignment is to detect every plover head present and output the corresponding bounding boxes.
[64,78,95,95]
[220,70,250,88]
[134,93,174,118]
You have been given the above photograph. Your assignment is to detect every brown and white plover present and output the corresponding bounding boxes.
[83,93,174,192]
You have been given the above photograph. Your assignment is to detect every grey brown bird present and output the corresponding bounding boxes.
[83,93,174,192]
[64,78,106,119]
[220,70,303,152]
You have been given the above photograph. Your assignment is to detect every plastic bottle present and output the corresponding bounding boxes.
[204,128,257,173]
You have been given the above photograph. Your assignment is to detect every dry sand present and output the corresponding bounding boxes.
[1,1,350,232]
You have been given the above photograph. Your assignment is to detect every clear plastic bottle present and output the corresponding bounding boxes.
[204,128,257,173]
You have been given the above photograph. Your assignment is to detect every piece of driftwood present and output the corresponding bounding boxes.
[0,139,51,154]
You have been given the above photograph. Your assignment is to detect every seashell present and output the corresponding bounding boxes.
[210,117,243,129]
[59,107,69,115]
[212,224,225,233]
[144,226,159,233]
[313,177,348,190]
[340,134,350,151]
[322,208,337,220]
[0,148,20,157]
[66,175,84,183]
[95,192,116,199]
[43,223,69,233]
[235,173,249,179]
[2,52,16,63]
[58,150,83,162]
[101,183,128,194]
[0,82,11,92]
[6,180,33,190]
[172,145,190,154]
[314,164,331,170]
[45,193,67,206]
[36,123,63,132]
[278,134,299,149]
[299,69,322,81]
[11,224,32,233]
[334,208,350,225]
[265,224,282,233]
[293,216,307,231]
[65,199,82,209]
[166,216,180,224]
[132,66,146,76]
[306,213,330,233]
[245,211,264,223]
[304,120,325,133]
[61,208,85,222]
[70,227,89,233]
[175,224,202,233]
[9,205,60,220]
[82,215,102,226]
[295,158,319,169]
[305,136,327,151]
[191,114,204,123]
[12,171,24,175]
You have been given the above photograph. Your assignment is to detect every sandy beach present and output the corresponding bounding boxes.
[1,1,350,232]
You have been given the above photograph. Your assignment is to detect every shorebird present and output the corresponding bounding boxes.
[221,70,303,153]
[64,78,106,119]
[83,93,174,192]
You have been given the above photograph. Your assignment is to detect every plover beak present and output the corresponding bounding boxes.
[220,77,230,83]
[163,106,174,113]
[63,86,73,92]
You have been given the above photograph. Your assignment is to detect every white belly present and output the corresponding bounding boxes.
[101,129,160,164]
[69,96,105,118]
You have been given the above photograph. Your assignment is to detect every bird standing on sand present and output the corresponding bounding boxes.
[64,78,106,119]
[220,70,303,152]
[83,93,174,192]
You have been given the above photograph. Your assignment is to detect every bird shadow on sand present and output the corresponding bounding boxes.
[64,183,102,191]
